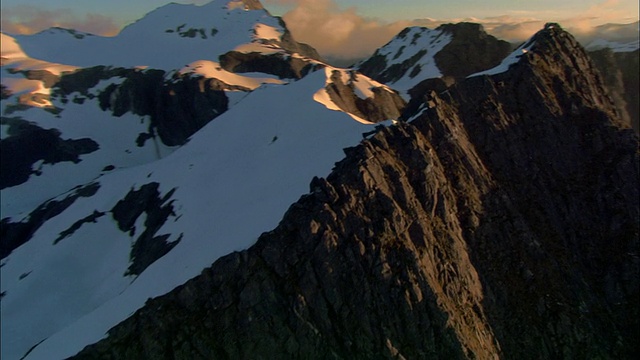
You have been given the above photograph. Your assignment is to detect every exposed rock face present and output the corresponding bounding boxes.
[410,24,639,358]
[272,17,324,61]
[357,23,511,88]
[0,117,99,189]
[1,183,100,259]
[110,182,181,276]
[219,51,319,79]
[589,48,639,133]
[356,26,449,87]
[323,70,406,122]
[433,22,512,79]
[71,25,639,359]
[219,17,324,79]
[54,67,229,146]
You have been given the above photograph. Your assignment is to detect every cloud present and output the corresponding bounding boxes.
[0,5,120,36]
[1,0,635,61]
[267,0,545,60]
[267,0,638,62]
[266,0,412,60]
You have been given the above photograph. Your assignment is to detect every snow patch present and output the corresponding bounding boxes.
[358,27,452,94]
[179,60,285,89]
[468,40,536,77]
[1,33,77,75]
[254,23,283,41]
[2,77,50,97]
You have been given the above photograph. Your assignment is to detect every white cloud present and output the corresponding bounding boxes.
[272,0,638,61]
[0,5,120,36]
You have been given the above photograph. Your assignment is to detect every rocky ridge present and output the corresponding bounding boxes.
[71,24,639,359]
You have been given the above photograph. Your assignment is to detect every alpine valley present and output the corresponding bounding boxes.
[0,1,638,359]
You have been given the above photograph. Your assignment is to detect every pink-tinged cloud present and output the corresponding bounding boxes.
[273,0,638,61]
[273,0,415,60]
[1,6,120,36]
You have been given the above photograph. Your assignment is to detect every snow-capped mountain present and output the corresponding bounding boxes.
[0,1,405,359]
[355,27,453,93]
[356,23,512,97]
[10,1,302,70]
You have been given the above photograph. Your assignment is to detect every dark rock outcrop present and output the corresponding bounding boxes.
[589,48,639,133]
[219,51,320,79]
[357,44,430,84]
[356,27,445,85]
[53,67,229,146]
[272,17,324,62]
[111,183,181,276]
[54,210,106,244]
[433,22,512,80]
[357,23,511,87]
[70,25,639,359]
[219,17,324,80]
[1,183,100,259]
[323,70,406,122]
[0,116,99,189]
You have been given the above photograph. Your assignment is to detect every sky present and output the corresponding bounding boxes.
[1,0,639,60]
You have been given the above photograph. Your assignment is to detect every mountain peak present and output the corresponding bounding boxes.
[356,22,511,95]
[9,0,290,70]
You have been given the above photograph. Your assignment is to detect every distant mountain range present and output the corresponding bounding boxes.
[1,1,638,359]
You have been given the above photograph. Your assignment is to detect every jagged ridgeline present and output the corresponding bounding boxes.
[69,24,639,359]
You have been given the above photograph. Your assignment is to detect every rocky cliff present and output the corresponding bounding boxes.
[58,66,230,147]
[71,25,639,360]
[357,23,512,93]
[589,48,639,133]
[432,22,512,80]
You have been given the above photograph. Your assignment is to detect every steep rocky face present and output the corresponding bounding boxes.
[589,48,639,133]
[322,69,406,123]
[71,25,639,359]
[411,24,639,358]
[219,51,319,79]
[357,22,511,92]
[273,18,324,61]
[0,117,99,189]
[110,183,181,276]
[1,183,100,259]
[54,67,229,146]
[355,26,452,92]
[218,12,324,79]
[433,22,512,79]
[72,120,501,360]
